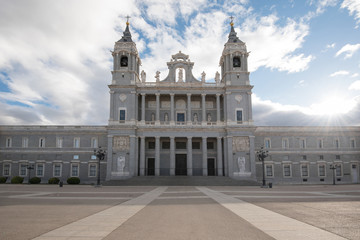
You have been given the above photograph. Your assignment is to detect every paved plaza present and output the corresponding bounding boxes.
[0,184,359,240]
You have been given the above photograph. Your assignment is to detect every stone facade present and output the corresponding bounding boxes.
[0,22,359,184]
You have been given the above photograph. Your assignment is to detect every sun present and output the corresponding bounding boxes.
[306,96,357,116]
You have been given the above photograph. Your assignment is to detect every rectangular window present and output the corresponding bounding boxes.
[56,137,63,148]
[301,165,309,177]
[89,164,97,177]
[22,137,28,148]
[91,155,97,160]
[6,137,12,148]
[264,139,271,149]
[300,139,306,149]
[192,142,200,149]
[74,138,80,148]
[266,165,273,177]
[318,139,323,149]
[119,109,126,121]
[3,163,11,176]
[91,137,98,148]
[148,141,155,149]
[73,155,79,160]
[176,142,186,149]
[283,164,291,177]
[236,110,243,122]
[320,155,324,160]
[334,139,340,148]
[282,139,288,149]
[53,163,62,177]
[302,155,307,160]
[318,165,326,177]
[39,138,45,148]
[350,139,356,148]
[207,142,214,150]
[71,164,79,177]
[336,155,340,160]
[177,113,185,122]
[162,142,170,149]
[20,164,27,176]
[36,164,44,177]
[336,165,342,177]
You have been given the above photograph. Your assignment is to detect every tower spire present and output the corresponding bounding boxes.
[227,16,243,43]
[118,16,133,42]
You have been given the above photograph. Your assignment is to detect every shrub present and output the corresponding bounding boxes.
[29,177,41,184]
[11,176,24,184]
[67,177,80,184]
[0,177,7,183]
[48,177,60,184]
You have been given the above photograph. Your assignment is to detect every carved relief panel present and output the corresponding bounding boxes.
[232,136,249,152]
[113,136,130,151]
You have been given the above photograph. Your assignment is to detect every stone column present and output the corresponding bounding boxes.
[248,92,253,122]
[187,93,192,125]
[202,93,206,124]
[187,136,192,176]
[170,93,175,125]
[227,136,233,177]
[217,137,223,176]
[129,135,137,177]
[109,91,115,121]
[249,136,256,177]
[170,136,175,176]
[155,136,160,176]
[106,135,113,181]
[139,136,145,176]
[141,93,146,123]
[202,136,208,176]
[155,93,160,124]
[216,93,221,124]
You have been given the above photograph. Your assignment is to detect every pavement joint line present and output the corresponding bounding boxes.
[31,186,167,240]
[157,196,210,199]
[197,187,348,240]
[231,195,360,199]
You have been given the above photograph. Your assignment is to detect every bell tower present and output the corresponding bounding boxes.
[111,18,141,86]
[108,19,140,125]
[220,18,253,125]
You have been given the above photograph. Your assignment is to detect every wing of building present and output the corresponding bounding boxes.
[1,20,359,185]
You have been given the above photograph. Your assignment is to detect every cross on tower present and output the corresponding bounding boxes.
[126,15,131,25]
[230,16,234,26]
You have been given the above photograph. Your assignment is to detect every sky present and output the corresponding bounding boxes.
[0,0,360,126]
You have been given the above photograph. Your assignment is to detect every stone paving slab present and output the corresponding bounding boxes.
[198,187,348,240]
[31,187,167,240]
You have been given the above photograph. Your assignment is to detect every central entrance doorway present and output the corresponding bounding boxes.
[207,158,216,176]
[175,154,187,175]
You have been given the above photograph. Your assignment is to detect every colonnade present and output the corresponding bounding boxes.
[140,93,223,124]
[138,136,224,176]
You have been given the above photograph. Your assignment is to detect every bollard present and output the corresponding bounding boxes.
[59,181,63,187]
[268,182,272,188]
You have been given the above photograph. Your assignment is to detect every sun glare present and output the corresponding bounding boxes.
[306,96,357,116]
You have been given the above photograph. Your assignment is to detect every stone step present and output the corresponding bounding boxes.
[102,176,260,186]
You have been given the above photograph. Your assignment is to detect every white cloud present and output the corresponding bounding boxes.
[335,43,360,58]
[253,94,360,126]
[351,73,359,78]
[329,70,350,77]
[326,43,336,49]
[341,0,360,26]
[349,80,360,90]
[240,15,313,72]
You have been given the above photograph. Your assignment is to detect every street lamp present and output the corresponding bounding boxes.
[257,147,269,187]
[27,164,34,184]
[94,146,106,186]
[329,163,338,185]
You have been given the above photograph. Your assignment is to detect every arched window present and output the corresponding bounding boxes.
[233,56,241,67]
[120,56,128,67]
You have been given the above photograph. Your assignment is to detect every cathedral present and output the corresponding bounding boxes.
[0,20,359,185]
